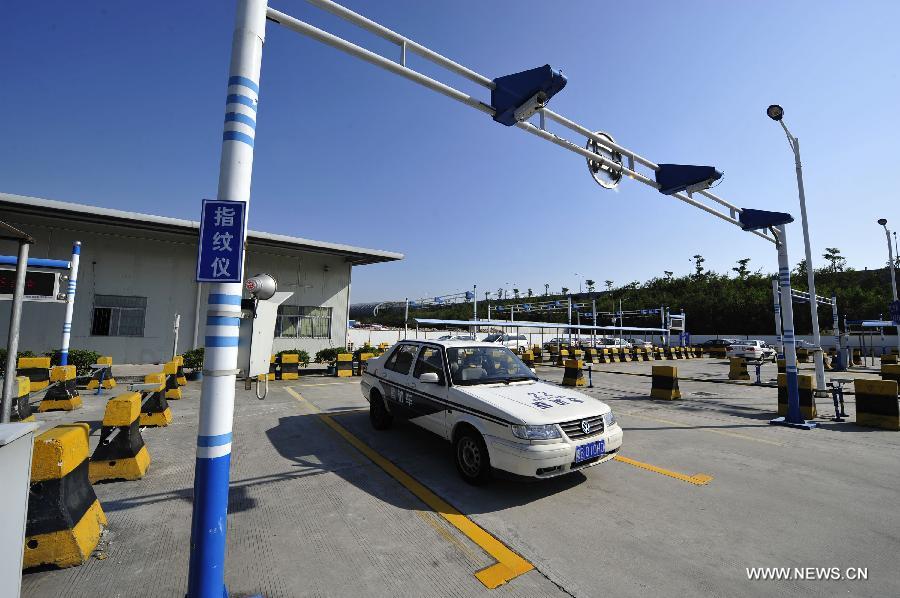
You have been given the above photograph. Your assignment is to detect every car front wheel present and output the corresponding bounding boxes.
[454,427,492,485]
[369,390,393,430]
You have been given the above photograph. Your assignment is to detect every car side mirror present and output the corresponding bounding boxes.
[419,372,441,384]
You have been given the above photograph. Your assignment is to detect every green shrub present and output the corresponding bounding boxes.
[276,349,310,366]
[45,349,101,376]
[0,350,35,375]
[183,348,205,370]
[353,344,376,359]
[315,347,341,363]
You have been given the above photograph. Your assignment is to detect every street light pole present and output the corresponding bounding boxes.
[878,219,900,354]
[768,105,825,394]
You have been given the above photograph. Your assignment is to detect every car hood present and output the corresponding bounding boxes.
[455,380,610,425]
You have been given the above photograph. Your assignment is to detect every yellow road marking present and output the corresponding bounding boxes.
[295,381,358,387]
[613,455,713,486]
[617,409,785,446]
[284,386,534,589]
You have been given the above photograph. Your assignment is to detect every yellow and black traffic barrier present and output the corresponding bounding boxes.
[86,356,117,390]
[665,347,676,360]
[139,372,172,427]
[595,348,609,364]
[561,359,586,387]
[279,353,300,380]
[548,344,560,360]
[554,348,570,367]
[336,353,353,377]
[777,374,816,419]
[10,376,33,422]
[654,347,664,360]
[570,348,584,362]
[358,352,374,375]
[17,356,51,392]
[377,342,389,355]
[163,361,182,400]
[582,347,596,364]
[650,365,681,400]
[880,364,900,385]
[267,354,277,381]
[852,349,862,366]
[24,424,107,570]
[38,366,82,412]
[777,359,786,373]
[854,379,899,430]
[608,348,620,363]
[173,355,187,386]
[89,393,151,482]
[882,355,898,366]
[531,346,543,362]
[620,347,631,363]
[521,351,535,369]
[728,357,751,381]
[796,348,809,363]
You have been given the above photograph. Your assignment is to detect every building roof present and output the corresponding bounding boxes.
[0,192,403,265]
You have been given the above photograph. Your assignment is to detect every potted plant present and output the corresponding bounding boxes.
[183,348,205,381]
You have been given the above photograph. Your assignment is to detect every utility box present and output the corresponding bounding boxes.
[0,421,39,598]
[236,291,292,379]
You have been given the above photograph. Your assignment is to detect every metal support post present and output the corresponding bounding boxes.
[2,240,31,423]
[173,313,181,360]
[404,298,409,339]
[188,1,267,596]
[882,224,900,354]
[770,225,815,429]
[59,242,81,366]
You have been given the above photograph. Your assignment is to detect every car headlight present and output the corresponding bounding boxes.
[603,411,617,428]
[511,424,561,440]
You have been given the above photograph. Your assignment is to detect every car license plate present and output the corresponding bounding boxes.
[575,439,605,463]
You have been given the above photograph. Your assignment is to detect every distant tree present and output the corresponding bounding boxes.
[585,279,596,293]
[732,258,751,279]
[561,287,570,295]
[526,288,533,298]
[497,288,504,300]
[692,254,705,277]
[484,291,490,302]
[627,281,640,290]
[794,258,807,278]
[823,247,847,273]
[664,271,674,280]
[544,283,550,296]
[513,288,520,299]
[604,280,614,291]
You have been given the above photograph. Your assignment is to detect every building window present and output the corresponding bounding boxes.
[91,295,147,337]
[276,306,333,339]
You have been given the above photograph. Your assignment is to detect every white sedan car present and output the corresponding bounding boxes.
[726,340,776,361]
[361,340,623,484]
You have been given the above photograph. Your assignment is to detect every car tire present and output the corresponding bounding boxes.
[369,390,393,430]
[454,426,492,485]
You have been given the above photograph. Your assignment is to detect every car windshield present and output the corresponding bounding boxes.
[482,334,502,342]
[446,346,537,385]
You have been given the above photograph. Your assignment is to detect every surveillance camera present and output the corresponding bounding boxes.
[512,91,548,123]
[878,218,888,226]
[245,273,277,300]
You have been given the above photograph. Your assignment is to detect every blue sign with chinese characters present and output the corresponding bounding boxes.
[196,199,246,283]
[891,300,900,325]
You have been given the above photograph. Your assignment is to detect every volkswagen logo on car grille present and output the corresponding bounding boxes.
[581,420,591,435]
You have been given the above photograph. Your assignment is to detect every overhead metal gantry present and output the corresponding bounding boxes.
[187,2,814,595]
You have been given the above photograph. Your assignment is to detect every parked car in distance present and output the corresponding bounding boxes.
[436,334,475,341]
[360,339,624,483]
[542,337,570,349]
[482,333,529,352]
[625,338,653,349]
[595,337,632,349]
[701,338,738,349]
[727,340,776,361]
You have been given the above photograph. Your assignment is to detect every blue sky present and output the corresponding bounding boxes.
[3,1,899,302]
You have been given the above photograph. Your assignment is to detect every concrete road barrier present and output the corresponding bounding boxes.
[561,359,586,387]
[86,356,117,390]
[139,372,172,427]
[336,353,353,377]
[854,379,899,430]
[777,373,817,419]
[279,353,300,380]
[39,365,82,412]
[11,375,33,421]
[163,361,182,400]
[17,356,51,392]
[728,358,751,381]
[650,365,681,400]
[24,424,107,570]
[89,393,151,482]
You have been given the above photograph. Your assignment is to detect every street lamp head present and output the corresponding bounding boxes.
[878,218,888,226]
[766,104,784,121]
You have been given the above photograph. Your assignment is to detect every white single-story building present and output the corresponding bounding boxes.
[0,192,402,363]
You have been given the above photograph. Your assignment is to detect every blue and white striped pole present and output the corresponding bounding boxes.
[59,241,80,366]
[772,278,783,358]
[773,224,814,429]
[188,1,267,596]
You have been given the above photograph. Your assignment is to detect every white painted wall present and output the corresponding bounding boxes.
[0,215,354,363]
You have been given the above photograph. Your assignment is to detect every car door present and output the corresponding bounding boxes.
[380,343,420,423]
[409,345,450,437]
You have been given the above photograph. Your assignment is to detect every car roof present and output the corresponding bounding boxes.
[407,339,511,348]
